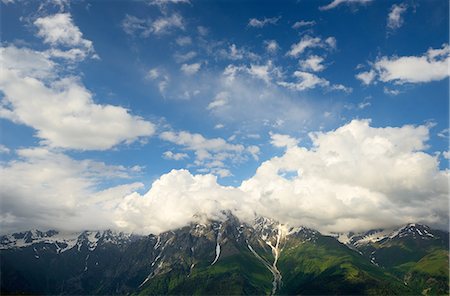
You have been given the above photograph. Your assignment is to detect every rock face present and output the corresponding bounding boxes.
[1,215,448,295]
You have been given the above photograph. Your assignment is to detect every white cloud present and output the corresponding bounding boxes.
[207,91,229,110]
[357,44,450,84]
[0,46,155,150]
[148,0,190,6]
[278,71,334,91]
[197,26,208,36]
[159,129,258,176]
[174,51,197,63]
[181,62,201,75]
[223,61,281,84]
[0,147,144,233]
[292,20,316,29]
[270,132,299,148]
[387,3,408,31]
[115,119,448,234]
[248,16,280,28]
[383,87,401,96]
[355,69,376,85]
[214,124,225,129]
[34,13,96,61]
[287,35,335,58]
[319,0,373,11]
[264,40,279,53]
[152,14,184,34]
[163,151,189,160]
[176,36,192,46]
[122,14,184,37]
[443,151,450,160]
[219,43,259,61]
[299,55,326,72]
[0,144,10,154]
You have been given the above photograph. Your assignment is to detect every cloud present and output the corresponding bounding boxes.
[357,44,450,84]
[219,43,260,61]
[0,45,155,150]
[159,129,257,176]
[387,3,408,31]
[207,91,229,110]
[248,16,280,28]
[355,69,376,85]
[223,61,281,84]
[148,0,190,6]
[270,132,299,148]
[292,20,316,29]
[264,40,279,53]
[163,151,189,160]
[114,119,448,234]
[176,36,192,46]
[147,67,170,94]
[0,144,10,154]
[299,55,326,72]
[34,13,96,61]
[3,121,446,234]
[319,0,373,11]
[0,147,144,233]
[278,71,351,93]
[181,62,201,75]
[122,14,184,37]
[152,14,184,34]
[287,35,336,58]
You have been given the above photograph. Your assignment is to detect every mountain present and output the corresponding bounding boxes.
[1,215,448,295]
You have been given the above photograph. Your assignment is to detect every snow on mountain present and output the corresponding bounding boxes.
[0,229,136,253]
[331,223,439,247]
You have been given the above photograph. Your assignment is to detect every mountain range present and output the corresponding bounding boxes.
[1,214,448,295]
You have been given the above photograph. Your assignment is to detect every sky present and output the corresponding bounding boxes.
[0,0,449,235]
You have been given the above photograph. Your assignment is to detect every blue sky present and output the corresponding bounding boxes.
[0,0,448,233]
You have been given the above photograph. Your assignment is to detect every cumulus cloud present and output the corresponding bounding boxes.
[219,43,260,61]
[0,147,144,233]
[148,0,190,6]
[287,35,336,58]
[176,36,192,46]
[319,0,373,11]
[248,16,280,28]
[0,45,155,150]
[207,91,229,110]
[122,14,184,37]
[163,151,189,160]
[278,71,351,93]
[270,132,299,148]
[223,61,281,84]
[299,55,326,72]
[264,40,279,53]
[3,120,447,234]
[292,20,316,29]
[181,62,201,75]
[159,129,257,176]
[34,13,96,61]
[114,119,448,234]
[357,44,450,84]
[387,3,408,31]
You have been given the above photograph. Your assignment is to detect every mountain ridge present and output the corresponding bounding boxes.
[1,215,448,295]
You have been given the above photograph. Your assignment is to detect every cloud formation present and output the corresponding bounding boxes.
[356,44,450,84]
[34,13,96,61]
[387,3,408,31]
[2,120,447,234]
[0,45,155,150]
[248,16,280,28]
[114,119,448,234]
[319,0,373,11]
